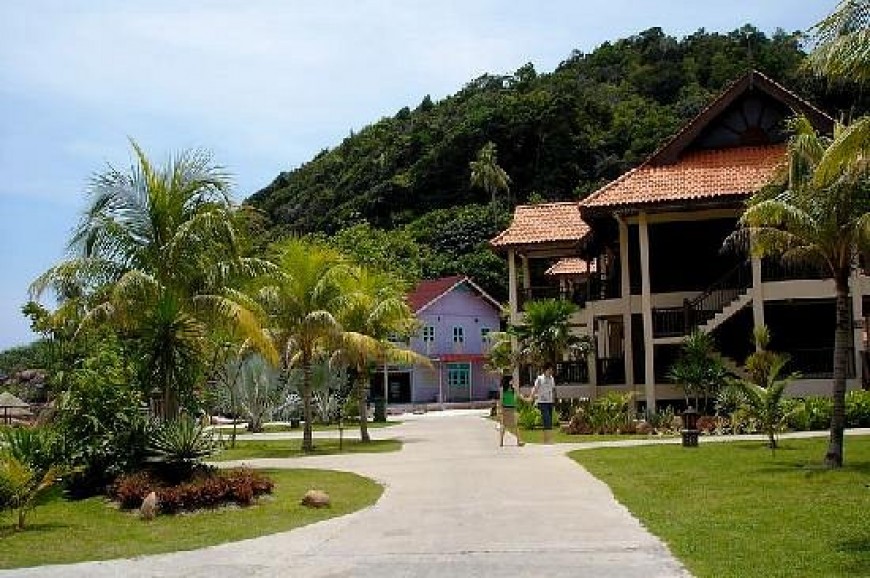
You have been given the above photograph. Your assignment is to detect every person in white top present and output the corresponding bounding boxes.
[529,364,556,444]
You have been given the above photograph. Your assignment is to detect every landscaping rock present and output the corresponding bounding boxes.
[300,489,330,508]
[140,491,158,520]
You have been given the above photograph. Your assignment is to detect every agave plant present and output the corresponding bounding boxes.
[233,354,285,433]
[147,417,217,481]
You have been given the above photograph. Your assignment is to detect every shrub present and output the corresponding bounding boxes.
[555,398,583,422]
[647,406,678,434]
[846,390,870,427]
[696,415,718,434]
[111,468,274,513]
[786,397,833,431]
[517,401,541,430]
[51,341,149,496]
[563,393,634,435]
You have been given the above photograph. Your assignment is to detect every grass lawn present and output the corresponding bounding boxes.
[212,438,402,461]
[517,427,672,444]
[570,436,870,578]
[0,468,382,570]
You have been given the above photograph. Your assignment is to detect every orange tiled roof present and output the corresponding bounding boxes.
[490,202,590,248]
[545,258,596,276]
[579,145,786,210]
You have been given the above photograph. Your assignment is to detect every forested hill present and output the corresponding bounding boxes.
[246,26,864,300]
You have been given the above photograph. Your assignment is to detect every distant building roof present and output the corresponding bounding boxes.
[490,202,591,248]
[545,258,596,276]
[407,275,500,313]
[579,145,786,210]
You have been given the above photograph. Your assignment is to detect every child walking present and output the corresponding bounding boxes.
[499,377,524,447]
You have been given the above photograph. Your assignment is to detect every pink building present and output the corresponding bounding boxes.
[375,276,502,404]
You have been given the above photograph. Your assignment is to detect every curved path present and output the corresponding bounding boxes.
[10,411,691,578]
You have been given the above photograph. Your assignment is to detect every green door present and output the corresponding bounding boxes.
[446,363,471,402]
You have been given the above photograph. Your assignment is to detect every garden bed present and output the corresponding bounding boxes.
[0,468,382,569]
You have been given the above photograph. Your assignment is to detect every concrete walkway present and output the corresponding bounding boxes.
[11,411,693,577]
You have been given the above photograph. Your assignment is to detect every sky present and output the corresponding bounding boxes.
[0,0,833,350]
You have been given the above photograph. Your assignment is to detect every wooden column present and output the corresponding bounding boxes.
[521,255,531,293]
[617,217,635,389]
[508,249,518,320]
[638,212,656,411]
[507,249,521,387]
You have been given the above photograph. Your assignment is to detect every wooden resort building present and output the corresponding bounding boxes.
[491,70,869,410]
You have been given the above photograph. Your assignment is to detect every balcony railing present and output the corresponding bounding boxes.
[787,347,855,379]
[517,278,620,309]
[762,260,830,282]
[555,360,590,384]
[518,286,585,309]
[519,360,591,386]
[597,357,626,385]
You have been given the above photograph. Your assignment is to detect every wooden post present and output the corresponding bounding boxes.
[508,249,518,320]
[639,212,656,412]
[617,216,635,389]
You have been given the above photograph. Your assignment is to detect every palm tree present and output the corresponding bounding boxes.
[509,299,593,375]
[470,141,511,217]
[337,267,426,442]
[735,117,870,467]
[805,0,870,85]
[484,330,521,376]
[727,327,798,451]
[667,330,727,412]
[30,141,275,416]
[259,237,349,453]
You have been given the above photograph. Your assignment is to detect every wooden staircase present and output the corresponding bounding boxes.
[653,260,753,339]
[698,291,753,334]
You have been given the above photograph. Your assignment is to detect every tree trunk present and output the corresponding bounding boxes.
[302,353,314,453]
[357,369,370,443]
[825,272,851,468]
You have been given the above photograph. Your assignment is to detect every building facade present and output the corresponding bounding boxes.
[375,276,502,405]
[492,70,869,410]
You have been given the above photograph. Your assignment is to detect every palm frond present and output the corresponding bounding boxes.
[804,0,870,84]
[815,116,870,186]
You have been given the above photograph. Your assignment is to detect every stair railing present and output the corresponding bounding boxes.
[653,260,752,337]
[684,260,752,330]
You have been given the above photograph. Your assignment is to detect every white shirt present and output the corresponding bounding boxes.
[533,373,556,404]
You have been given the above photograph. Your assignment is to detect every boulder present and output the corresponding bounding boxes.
[300,489,330,508]
[140,491,159,520]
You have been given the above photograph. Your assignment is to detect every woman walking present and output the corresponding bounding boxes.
[531,364,556,444]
